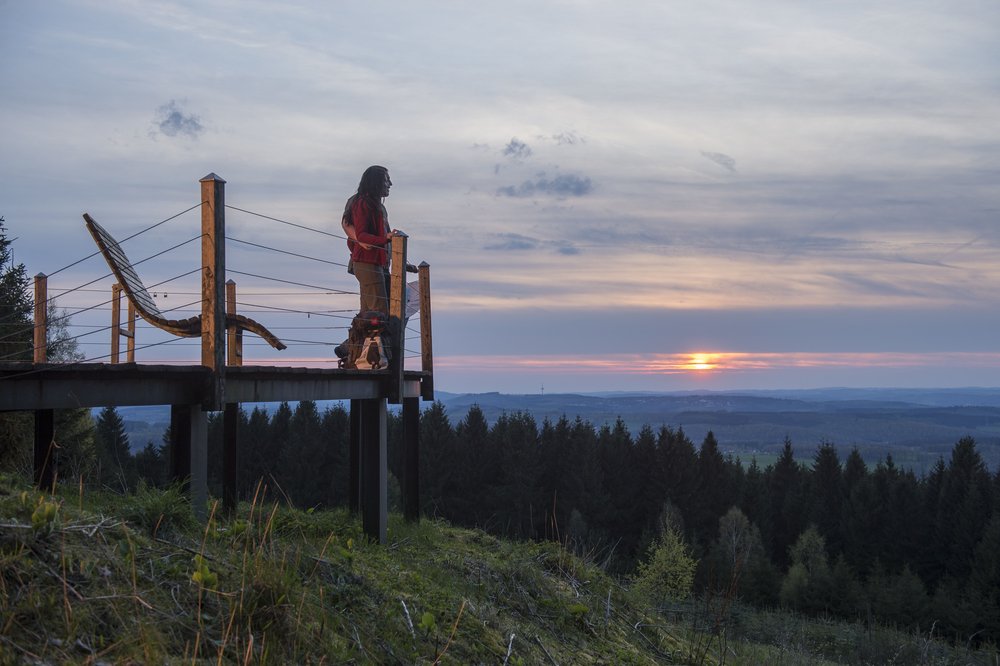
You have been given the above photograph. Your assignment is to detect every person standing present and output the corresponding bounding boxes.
[341,165,395,315]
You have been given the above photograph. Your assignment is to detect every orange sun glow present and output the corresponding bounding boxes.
[685,353,717,371]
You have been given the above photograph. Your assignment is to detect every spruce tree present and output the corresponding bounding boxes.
[918,457,948,585]
[841,471,879,577]
[319,404,350,506]
[491,410,540,538]
[0,218,33,472]
[937,438,992,582]
[265,402,293,497]
[281,400,326,507]
[94,405,136,492]
[693,431,730,549]
[633,424,663,541]
[597,418,640,566]
[134,441,166,487]
[453,404,491,525]
[766,438,805,569]
[809,443,844,557]
[842,447,866,491]
[0,217,32,362]
[569,416,604,549]
[419,401,457,519]
[657,425,698,539]
[239,406,271,499]
[633,525,697,608]
[737,457,769,539]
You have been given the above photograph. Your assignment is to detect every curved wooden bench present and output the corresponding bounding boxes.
[83,213,286,351]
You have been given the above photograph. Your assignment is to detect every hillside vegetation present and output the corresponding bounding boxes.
[0,474,685,664]
[3,475,999,665]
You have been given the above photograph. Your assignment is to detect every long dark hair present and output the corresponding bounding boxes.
[356,165,388,205]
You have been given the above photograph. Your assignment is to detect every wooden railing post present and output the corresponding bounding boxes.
[418,262,434,401]
[226,279,242,367]
[111,283,122,364]
[126,299,136,363]
[388,232,408,404]
[200,173,226,410]
[33,273,47,364]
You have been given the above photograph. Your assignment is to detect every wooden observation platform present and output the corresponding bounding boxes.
[0,174,434,543]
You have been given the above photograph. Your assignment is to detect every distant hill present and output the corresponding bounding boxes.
[434,388,1000,472]
[106,387,1000,472]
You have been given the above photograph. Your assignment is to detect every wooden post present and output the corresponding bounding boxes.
[402,396,420,522]
[126,300,136,362]
[349,399,361,514]
[360,398,387,543]
[33,273,47,363]
[111,283,122,364]
[223,279,240,515]
[226,279,242,367]
[200,173,226,410]
[388,232,407,404]
[418,262,434,401]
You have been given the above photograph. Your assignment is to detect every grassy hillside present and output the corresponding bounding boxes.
[1,475,997,665]
[0,475,688,664]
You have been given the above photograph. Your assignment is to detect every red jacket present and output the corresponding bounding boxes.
[344,195,390,266]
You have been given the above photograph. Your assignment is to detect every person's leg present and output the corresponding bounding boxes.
[354,261,387,315]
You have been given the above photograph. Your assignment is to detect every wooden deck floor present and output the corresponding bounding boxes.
[0,362,427,411]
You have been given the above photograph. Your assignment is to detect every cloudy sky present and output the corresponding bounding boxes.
[2,0,999,393]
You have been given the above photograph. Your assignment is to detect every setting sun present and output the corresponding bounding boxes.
[685,353,717,372]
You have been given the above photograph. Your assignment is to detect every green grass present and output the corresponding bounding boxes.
[0,475,687,664]
[1,473,997,664]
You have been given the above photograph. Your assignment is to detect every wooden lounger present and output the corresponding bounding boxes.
[83,213,286,351]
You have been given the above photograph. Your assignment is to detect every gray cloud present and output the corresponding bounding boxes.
[549,131,584,146]
[496,173,593,198]
[701,151,736,172]
[823,271,929,298]
[483,234,582,256]
[154,100,203,139]
[502,137,533,160]
[483,233,540,251]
